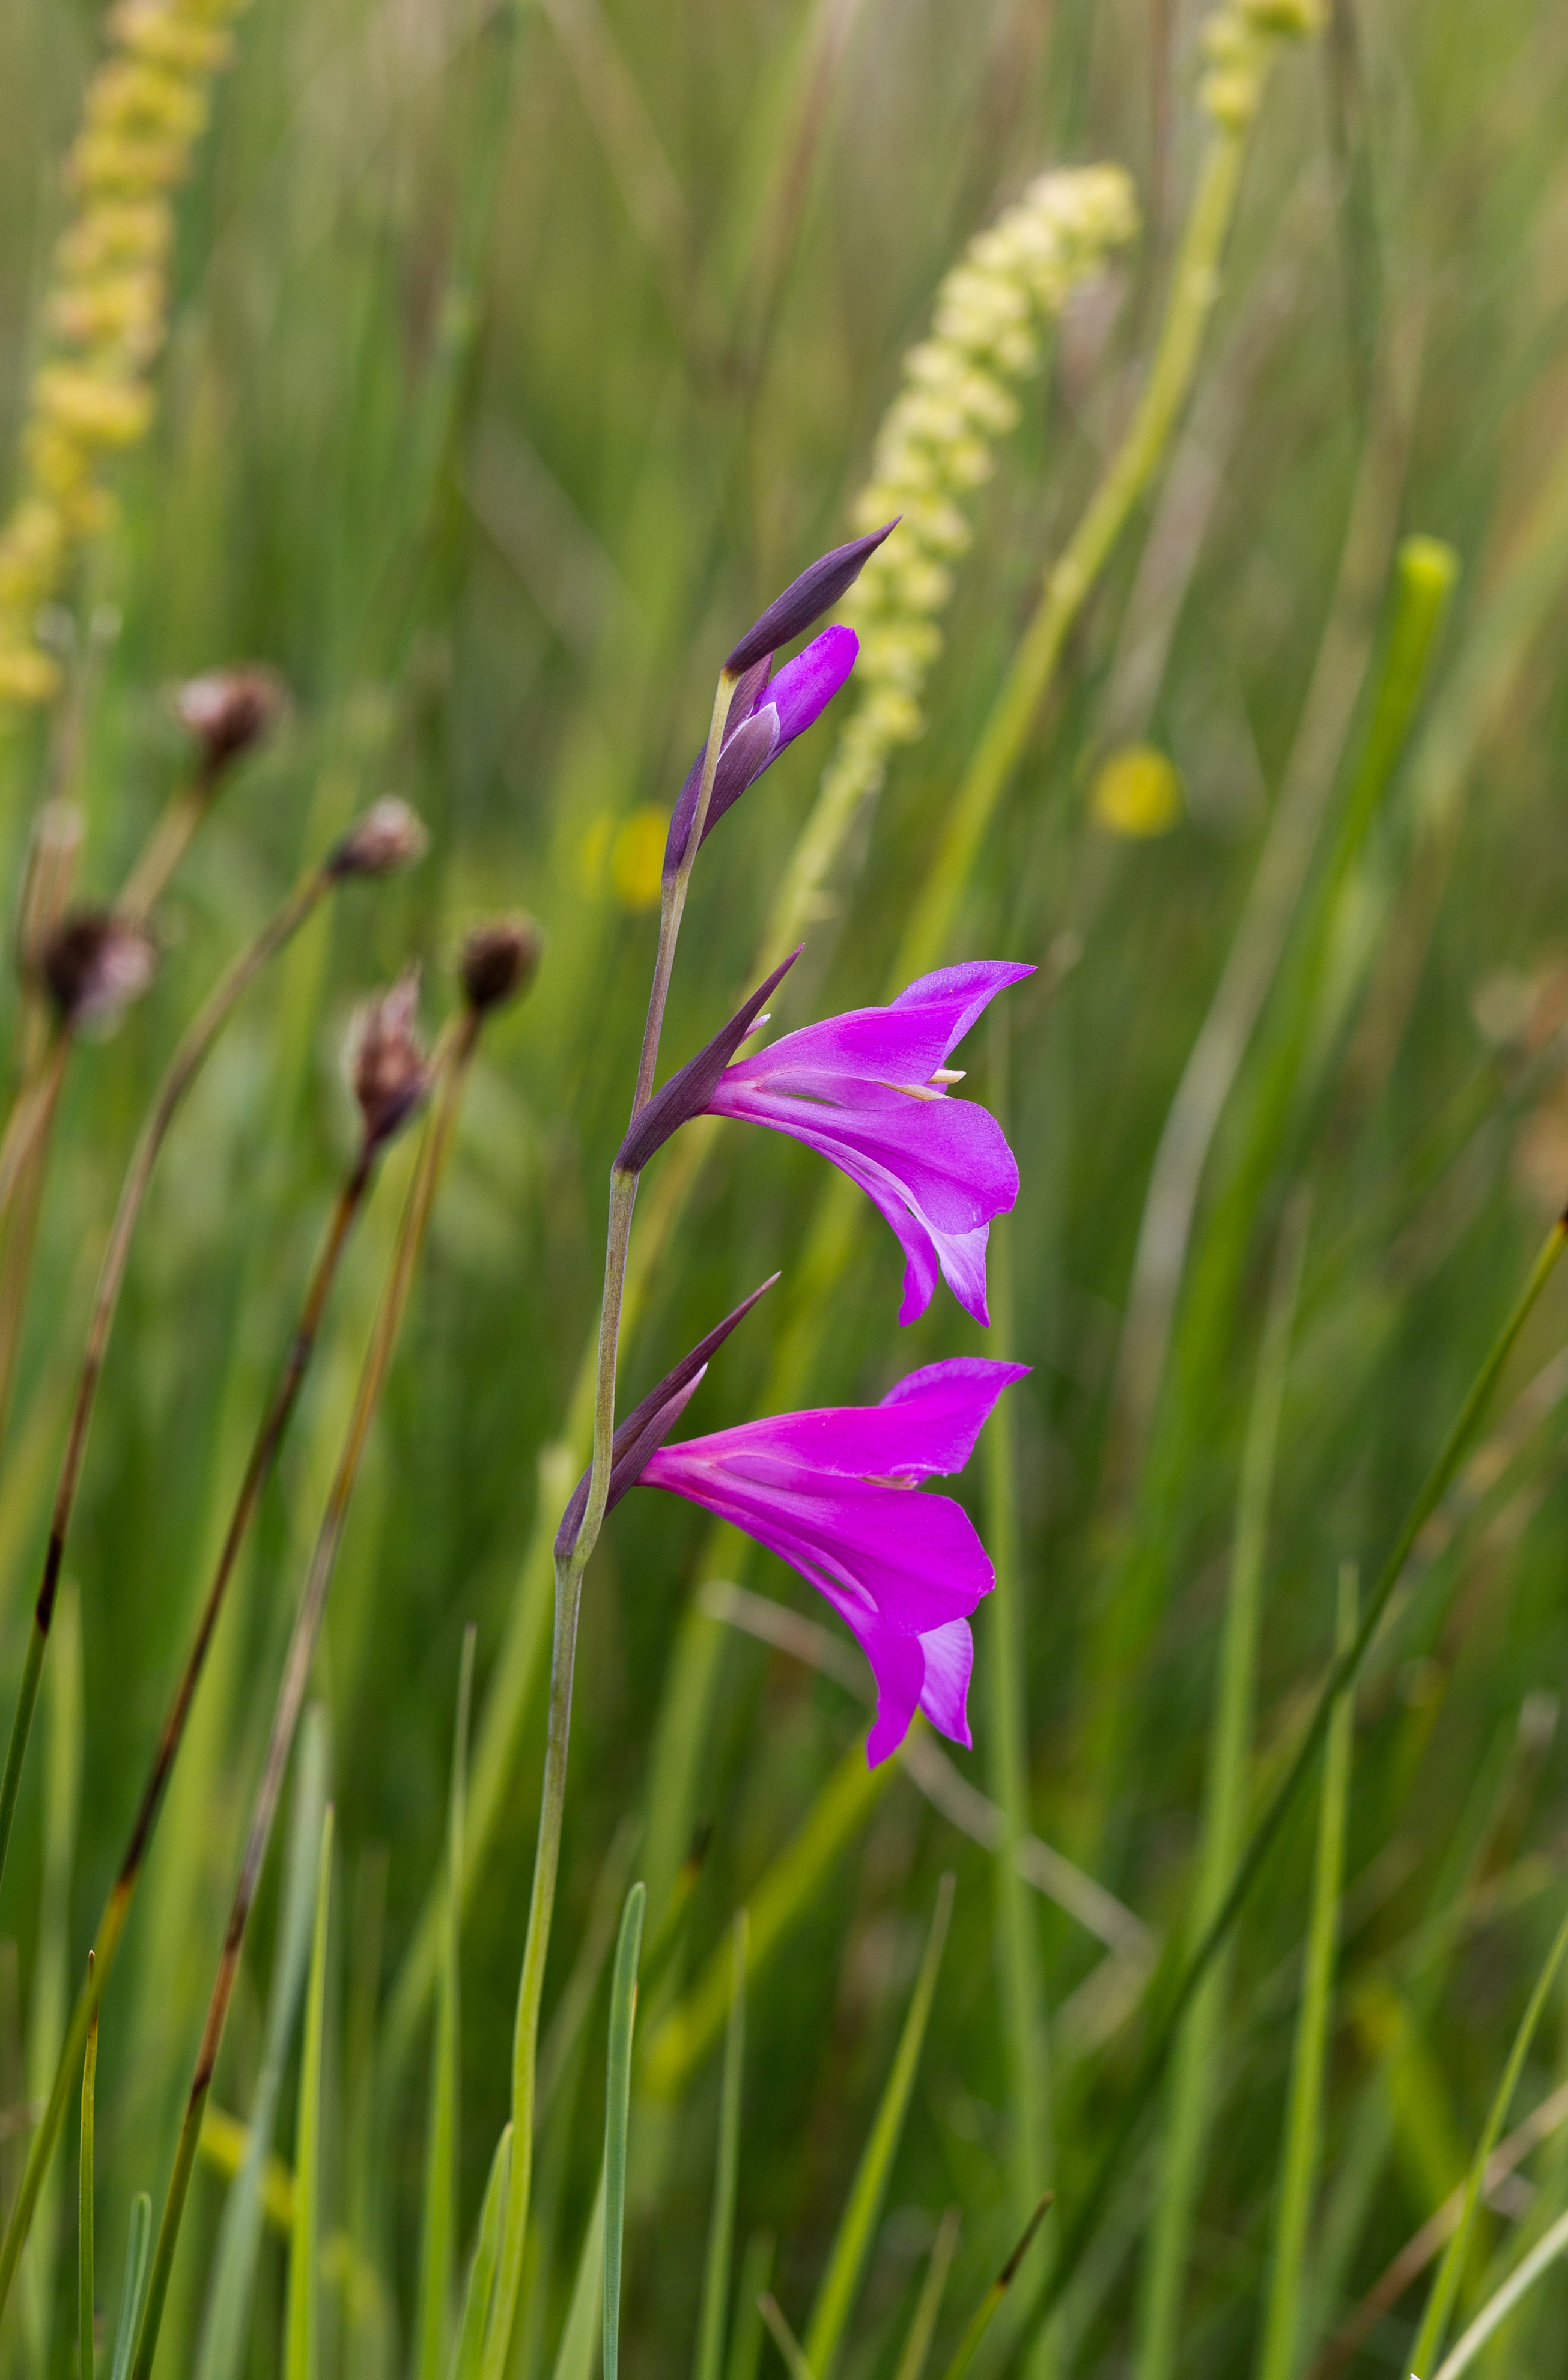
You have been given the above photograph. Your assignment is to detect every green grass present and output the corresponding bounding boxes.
[5,3,1568,2378]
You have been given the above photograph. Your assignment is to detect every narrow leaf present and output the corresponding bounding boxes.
[552,2166,606,2380]
[195,1706,330,2380]
[419,1629,476,2380]
[803,1874,956,2380]
[758,2293,816,2380]
[937,2197,1053,2380]
[1256,1564,1358,2380]
[891,2209,960,2380]
[451,2124,512,2380]
[285,1802,335,2380]
[108,2197,151,2380]
[79,1954,96,2380]
[726,2235,775,2380]
[693,1912,748,2380]
[604,1882,647,2380]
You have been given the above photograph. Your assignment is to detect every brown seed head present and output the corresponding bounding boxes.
[172,665,288,779]
[460,915,542,1015]
[39,908,157,1035]
[345,965,429,1150]
[329,798,429,881]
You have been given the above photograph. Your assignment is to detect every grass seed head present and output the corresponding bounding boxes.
[459,915,543,1015]
[346,965,429,1150]
[329,797,430,880]
[172,663,287,780]
[38,908,156,1034]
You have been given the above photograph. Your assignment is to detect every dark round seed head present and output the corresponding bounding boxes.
[172,665,288,778]
[459,915,542,1014]
[38,908,157,1034]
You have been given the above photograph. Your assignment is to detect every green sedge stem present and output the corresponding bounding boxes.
[1013,1212,1568,2357]
[79,1955,96,2380]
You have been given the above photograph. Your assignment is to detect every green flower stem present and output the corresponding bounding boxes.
[127,1019,480,2380]
[482,664,735,2380]
[0,858,335,1911]
[79,1956,96,2380]
[1011,1209,1568,2358]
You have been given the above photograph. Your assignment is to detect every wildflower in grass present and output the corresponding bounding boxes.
[37,909,156,1035]
[346,968,428,1151]
[622,956,1032,1326]
[639,1359,1029,1764]
[663,624,862,880]
[1089,744,1183,837]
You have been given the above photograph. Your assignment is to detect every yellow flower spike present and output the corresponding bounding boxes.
[111,1,234,74]
[1088,744,1185,838]
[87,61,210,141]
[34,369,154,448]
[610,806,670,912]
[49,272,165,352]
[0,646,64,706]
[57,202,171,275]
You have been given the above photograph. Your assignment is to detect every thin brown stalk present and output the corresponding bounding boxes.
[128,1016,479,2380]
[0,1059,381,2340]
[0,859,337,1903]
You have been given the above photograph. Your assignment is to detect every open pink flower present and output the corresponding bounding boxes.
[735,964,1037,1328]
[639,1358,1028,1764]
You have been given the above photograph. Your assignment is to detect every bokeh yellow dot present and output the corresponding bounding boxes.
[1089,744,1184,838]
[610,806,669,912]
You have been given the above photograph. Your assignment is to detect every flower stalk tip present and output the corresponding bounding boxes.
[171,663,287,783]
[327,797,430,880]
[725,522,897,676]
[345,966,429,1151]
[37,909,157,1035]
[460,915,544,1015]
[663,625,860,882]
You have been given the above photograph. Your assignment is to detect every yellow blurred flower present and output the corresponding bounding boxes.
[611,806,669,912]
[1089,745,1184,838]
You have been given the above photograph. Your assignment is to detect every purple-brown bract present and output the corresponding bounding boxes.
[637,1356,1029,1764]
[707,960,1033,1325]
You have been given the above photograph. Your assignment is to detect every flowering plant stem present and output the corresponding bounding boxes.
[482,667,736,2380]
[0,857,336,1907]
[0,1123,373,2328]
[129,1016,479,2380]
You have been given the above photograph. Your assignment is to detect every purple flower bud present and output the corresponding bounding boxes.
[172,666,288,780]
[725,522,897,675]
[616,947,802,1175]
[40,908,156,1034]
[663,625,858,881]
[345,965,429,1150]
[328,798,429,880]
[553,1273,778,1561]
[460,915,543,1014]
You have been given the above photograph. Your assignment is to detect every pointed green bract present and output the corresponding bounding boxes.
[418,1628,476,2380]
[802,1874,955,2380]
[603,1881,646,2380]
[693,1912,747,2380]
[285,1802,335,2380]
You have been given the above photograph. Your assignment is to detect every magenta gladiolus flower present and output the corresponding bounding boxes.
[619,958,1033,1326]
[638,1358,1028,1764]
[664,626,860,881]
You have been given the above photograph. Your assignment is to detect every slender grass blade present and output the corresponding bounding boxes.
[802,1874,955,2380]
[451,2124,512,2380]
[79,1955,96,2380]
[419,1628,476,2380]
[694,1911,747,2380]
[108,2198,152,2380]
[891,2209,960,2380]
[285,1802,335,2380]
[604,1881,647,2380]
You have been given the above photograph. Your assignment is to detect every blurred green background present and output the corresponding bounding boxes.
[4,2,1568,2377]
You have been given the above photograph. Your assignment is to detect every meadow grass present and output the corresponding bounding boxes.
[3,4,1568,2379]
